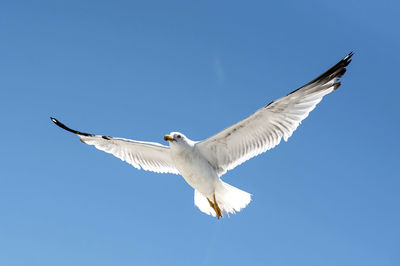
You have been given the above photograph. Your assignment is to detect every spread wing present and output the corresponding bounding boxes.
[196,52,353,176]
[51,118,179,174]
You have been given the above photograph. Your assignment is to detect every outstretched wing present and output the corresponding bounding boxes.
[51,118,179,174]
[196,52,353,176]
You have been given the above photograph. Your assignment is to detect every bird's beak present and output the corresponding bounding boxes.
[164,135,175,142]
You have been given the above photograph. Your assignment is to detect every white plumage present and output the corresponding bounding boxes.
[80,136,179,174]
[51,53,353,218]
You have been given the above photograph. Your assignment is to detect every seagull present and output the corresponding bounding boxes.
[51,52,353,219]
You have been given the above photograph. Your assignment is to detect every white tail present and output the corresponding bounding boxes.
[194,181,252,217]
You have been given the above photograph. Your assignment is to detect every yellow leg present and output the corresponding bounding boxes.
[207,194,223,219]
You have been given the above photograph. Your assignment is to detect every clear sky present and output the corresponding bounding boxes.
[1,1,399,265]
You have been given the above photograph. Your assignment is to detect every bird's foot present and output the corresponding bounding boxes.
[207,194,223,219]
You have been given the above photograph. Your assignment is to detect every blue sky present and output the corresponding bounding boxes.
[1,1,399,265]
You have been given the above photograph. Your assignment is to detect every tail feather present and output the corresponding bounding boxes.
[194,181,252,217]
[194,190,217,217]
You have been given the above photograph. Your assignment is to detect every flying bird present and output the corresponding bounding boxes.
[51,52,353,219]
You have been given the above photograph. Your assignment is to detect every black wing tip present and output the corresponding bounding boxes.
[50,117,58,123]
[306,51,354,86]
[280,52,353,98]
[342,51,354,66]
[50,117,94,137]
[347,51,354,58]
[50,117,65,129]
[265,52,354,108]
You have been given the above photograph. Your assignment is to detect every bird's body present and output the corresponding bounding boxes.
[165,132,251,218]
[169,136,217,196]
[51,53,353,218]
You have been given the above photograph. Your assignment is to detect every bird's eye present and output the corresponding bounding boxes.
[177,135,181,139]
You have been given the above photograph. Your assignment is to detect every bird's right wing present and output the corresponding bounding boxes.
[51,118,179,174]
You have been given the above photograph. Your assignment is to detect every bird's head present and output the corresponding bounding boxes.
[164,132,190,146]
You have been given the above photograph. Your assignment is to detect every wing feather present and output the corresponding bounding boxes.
[196,52,353,176]
[51,118,179,174]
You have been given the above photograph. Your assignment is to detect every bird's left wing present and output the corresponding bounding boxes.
[196,53,353,176]
[51,118,179,174]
